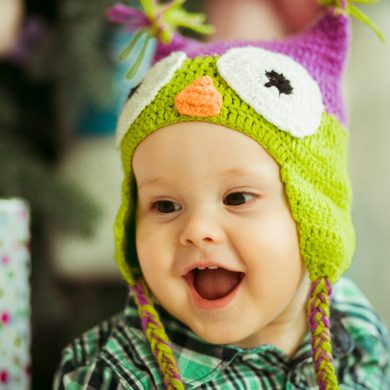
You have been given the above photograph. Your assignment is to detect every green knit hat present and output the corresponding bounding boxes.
[115,49,355,286]
[114,21,356,288]
[106,1,382,388]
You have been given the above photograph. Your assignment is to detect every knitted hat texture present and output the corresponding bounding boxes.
[115,11,355,286]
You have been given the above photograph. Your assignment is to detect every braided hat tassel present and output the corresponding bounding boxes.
[131,279,185,389]
[308,277,339,390]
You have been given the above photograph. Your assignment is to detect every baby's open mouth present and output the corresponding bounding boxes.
[185,266,245,300]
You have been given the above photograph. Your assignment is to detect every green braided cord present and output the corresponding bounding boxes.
[131,279,185,389]
[308,277,339,390]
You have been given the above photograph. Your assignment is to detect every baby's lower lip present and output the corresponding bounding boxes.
[183,271,244,310]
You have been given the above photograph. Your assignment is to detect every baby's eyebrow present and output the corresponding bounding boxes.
[221,167,276,182]
[222,167,260,176]
[137,167,275,190]
[137,176,167,190]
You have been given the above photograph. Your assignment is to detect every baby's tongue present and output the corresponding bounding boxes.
[194,268,241,300]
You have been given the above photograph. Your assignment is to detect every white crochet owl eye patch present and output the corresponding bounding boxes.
[116,51,187,147]
[217,47,323,138]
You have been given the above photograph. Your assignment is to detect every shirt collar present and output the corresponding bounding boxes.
[123,294,354,387]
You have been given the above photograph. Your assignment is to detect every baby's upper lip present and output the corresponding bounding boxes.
[181,262,244,277]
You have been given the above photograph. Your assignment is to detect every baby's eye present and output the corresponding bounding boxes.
[223,192,255,206]
[152,200,182,213]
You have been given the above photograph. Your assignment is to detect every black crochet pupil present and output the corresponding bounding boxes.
[128,84,140,99]
[264,70,293,95]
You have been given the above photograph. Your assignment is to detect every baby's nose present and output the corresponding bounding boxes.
[175,76,222,117]
[179,211,226,248]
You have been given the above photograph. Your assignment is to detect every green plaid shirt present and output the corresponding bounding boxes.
[54,278,390,389]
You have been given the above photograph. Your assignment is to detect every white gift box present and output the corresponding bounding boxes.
[0,199,31,389]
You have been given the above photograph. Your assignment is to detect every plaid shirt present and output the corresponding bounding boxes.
[54,278,390,389]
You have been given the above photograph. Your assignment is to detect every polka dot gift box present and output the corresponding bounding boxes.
[0,199,31,389]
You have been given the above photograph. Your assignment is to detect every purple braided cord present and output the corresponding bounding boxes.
[308,277,338,390]
[131,280,184,388]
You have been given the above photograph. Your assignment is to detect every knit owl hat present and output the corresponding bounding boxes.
[107,1,382,389]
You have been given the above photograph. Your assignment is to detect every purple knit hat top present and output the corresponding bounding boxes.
[155,11,350,125]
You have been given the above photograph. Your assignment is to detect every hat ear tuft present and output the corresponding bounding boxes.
[266,11,350,125]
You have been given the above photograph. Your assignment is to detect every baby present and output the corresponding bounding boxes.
[55,1,390,389]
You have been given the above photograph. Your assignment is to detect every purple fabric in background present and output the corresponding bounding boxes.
[106,4,149,32]
[5,17,50,65]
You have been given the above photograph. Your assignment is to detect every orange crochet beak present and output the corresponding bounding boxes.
[175,76,222,117]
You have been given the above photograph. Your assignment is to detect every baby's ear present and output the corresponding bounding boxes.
[270,11,350,125]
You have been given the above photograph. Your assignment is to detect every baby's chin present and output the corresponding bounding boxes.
[193,327,260,348]
[185,318,263,348]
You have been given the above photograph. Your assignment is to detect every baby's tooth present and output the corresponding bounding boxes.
[207,266,218,269]
[197,266,206,270]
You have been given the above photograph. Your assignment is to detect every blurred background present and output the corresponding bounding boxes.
[0,0,389,388]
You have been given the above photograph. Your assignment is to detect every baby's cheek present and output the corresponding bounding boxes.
[264,208,301,254]
[135,227,160,275]
[236,213,303,281]
[240,214,298,256]
[136,229,173,273]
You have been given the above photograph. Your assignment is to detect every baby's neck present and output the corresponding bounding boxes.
[234,275,311,356]
[235,307,308,358]
[262,308,308,357]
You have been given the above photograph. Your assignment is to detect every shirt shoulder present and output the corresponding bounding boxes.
[54,311,165,390]
[333,277,389,341]
[332,277,390,387]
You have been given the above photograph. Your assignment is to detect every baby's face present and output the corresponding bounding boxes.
[133,122,309,348]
